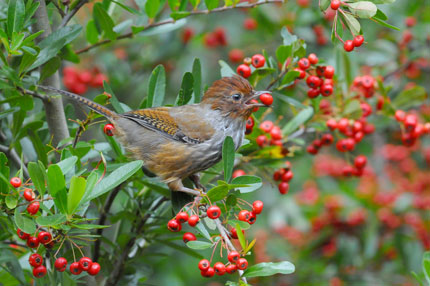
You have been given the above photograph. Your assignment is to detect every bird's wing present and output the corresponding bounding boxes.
[121,106,214,144]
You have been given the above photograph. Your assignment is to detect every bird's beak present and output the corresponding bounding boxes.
[245,90,272,107]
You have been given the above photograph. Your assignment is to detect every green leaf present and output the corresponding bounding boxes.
[47,165,65,196]
[236,223,246,250]
[422,251,430,284]
[145,0,160,18]
[67,176,87,215]
[28,162,45,197]
[222,136,235,182]
[40,56,61,82]
[230,175,262,193]
[170,11,191,20]
[205,0,219,10]
[281,107,314,135]
[111,0,140,14]
[348,1,377,18]
[14,207,36,234]
[192,58,202,103]
[343,99,362,118]
[103,81,124,113]
[36,214,67,227]
[371,16,400,30]
[70,223,110,229]
[319,0,330,11]
[93,3,117,41]
[228,219,250,230]
[84,160,143,202]
[7,0,25,38]
[86,20,99,44]
[219,60,235,77]
[342,13,361,35]
[203,184,229,203]
[280,27,298,46]
[10,32,25,51]
[29,25,82,70]
[175,72,194,106]
[243,261,295,278]
[393,86,427,109]
[5,196,18,209]
[281,70,300,87]
[146,65,166,108]
[276,45,292,65]
[56,156,78,174]
[186,240,213,250]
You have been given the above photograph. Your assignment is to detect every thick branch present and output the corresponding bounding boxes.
[32,0,70,147]
[75,0,284,54]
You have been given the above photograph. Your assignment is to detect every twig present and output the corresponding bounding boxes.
[93,183,124,261]
[105,196,169,286]
[58,0,89,29]
[0,144,30,180]
[214,219,247,284]
[75,0,285,54]
[51,0,65,17]
[17,87,48,102]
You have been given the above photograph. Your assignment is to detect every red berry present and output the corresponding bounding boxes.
[201,267,215,277]
[259,93,273,106]
[324,66,335,78]
[344,40,354,52]
[181,27,194,44]
[307,88,320,98]
[176,212,189,224]
[247,212,257,224]
[188,215,200,227]
[243,18,258,30]
[29,253,43,267]
[326,119,338,130]
[78,71,93,84]
[167,219,182,232]
[306,75,322,88]
[252,200,264,214]
[281,170,294,182]
[404,114,418,131]
[320,84,333,96]
[238,210,250,222]
[337,118,349,132]
[55,257,68,272]
[88,262,101,275]
[37,231,52,244]
[354,155,367,169]
[256,135,268,147]
[10,177,21,188]
[298,58,311,70]
[213,27,227,46]
[307,145,318,155]
[23,188,36,202]
[246,117,254,130]
[228,251,241,263]
[79,257,92,271]
[237,64,251,78]
[207,205,221,219]
[361,75,374,89]
[395,110,406,122]
[331,0,341,10]
[33,265,47,278]
[308,53,319,65]
[198,259,210,271]
[353,35,364,47]
[236,258,248,270]
[294,68,306,79]
[27,236,40,248]
[232,169,246,178]
[229,49,244,63]
[321,133,334,145]
[17,229,29,240]
[278,182,289,194]
[270,126,282,140]
[405,16,416,27]
[361,102,373,117]
[214,262,226,275]
[27,201,40,215]
[91,73,108,88]
[103,123,115,136]
[226,264,237,274]
[354,131,364,142]
[183,232,197,243]
[230,227,244,239]
[70,262,82,275]
[342,165,355,177]
[251,54,265,68]
[260,121,274,133]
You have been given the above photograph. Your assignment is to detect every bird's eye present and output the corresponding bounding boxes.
[231,93,242,101]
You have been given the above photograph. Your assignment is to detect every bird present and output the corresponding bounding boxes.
[38,75,270,196]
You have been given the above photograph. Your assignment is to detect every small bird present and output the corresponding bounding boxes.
[39,76,270,196]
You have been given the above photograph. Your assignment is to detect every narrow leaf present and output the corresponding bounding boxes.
[222,136,235,182]
[243,261,295,278]
[146,65,166,108]
[67,176,87,215]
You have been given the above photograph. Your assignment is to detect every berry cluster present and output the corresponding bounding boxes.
[313,25,328,46]
[17,229,54,249]
[256,120,283,147]
[68,257,100,276]
[10,177,41,215]
[273,162,294,194]
[238,200,264,224]
[394,111,430,146]
[198,251,248,278]
[236,54,266,78]
[243,18,257,30]
[62,66,108,95]
[294,54,335,98]
[204,27,228,48]
[352,75,376,98]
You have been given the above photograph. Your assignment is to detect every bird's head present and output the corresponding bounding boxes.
[201,75,271,120]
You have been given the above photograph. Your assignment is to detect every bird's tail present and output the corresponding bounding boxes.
[38,85,118,119]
